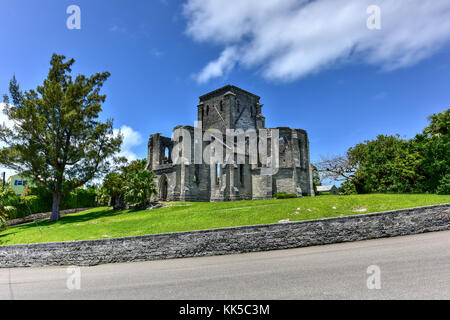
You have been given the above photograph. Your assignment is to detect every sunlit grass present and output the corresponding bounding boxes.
[1,194,449,245]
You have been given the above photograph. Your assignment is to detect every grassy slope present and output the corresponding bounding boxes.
[1,194,449,245]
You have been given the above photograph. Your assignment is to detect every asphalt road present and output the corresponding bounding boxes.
[1,230,449,300]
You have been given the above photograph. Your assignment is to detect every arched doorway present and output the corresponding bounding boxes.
[159,175,168,201]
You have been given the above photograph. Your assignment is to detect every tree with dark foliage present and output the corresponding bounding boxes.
[0,54,122,221]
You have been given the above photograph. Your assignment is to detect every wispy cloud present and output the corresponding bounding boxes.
[183,0,450,83]
[150,48,163,58]
[109,24,128,33]
[373,91,388,100]
[195,47,238,84]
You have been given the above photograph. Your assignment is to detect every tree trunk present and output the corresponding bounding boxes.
[50,192,62,222]
[354,179,366,194]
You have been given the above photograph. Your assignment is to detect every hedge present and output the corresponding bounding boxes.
[1,186,98,221]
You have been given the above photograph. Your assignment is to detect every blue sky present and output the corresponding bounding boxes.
[1,0,449,179]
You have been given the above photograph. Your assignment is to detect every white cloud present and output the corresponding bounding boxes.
[0,167,15,181]
[0,103,14,132]
[196,47,238,84]
[113,125,143,161]
[183,0,450,83]
[0,103,17,179]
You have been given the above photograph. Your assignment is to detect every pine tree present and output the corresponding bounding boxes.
[0,54,122,221]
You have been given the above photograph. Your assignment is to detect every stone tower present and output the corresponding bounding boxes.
[197,85,265,132]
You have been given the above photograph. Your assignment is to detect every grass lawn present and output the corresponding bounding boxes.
[1,194,449,245]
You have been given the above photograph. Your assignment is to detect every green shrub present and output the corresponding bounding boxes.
[74,188,98,208]
[124,170,157,209]
[21,195,50,215]
[436,174,450,195]
[27,185,98,212]
[0,213,6,232]
[0,185,23,220]
[339,181,358,195]
[27,186,52,208]
[0,183,98,222]
[273,192,298,199]
[63,188,98,209]
[1,205,18,223]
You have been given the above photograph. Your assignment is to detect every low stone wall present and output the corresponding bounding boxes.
[1,204,449,268]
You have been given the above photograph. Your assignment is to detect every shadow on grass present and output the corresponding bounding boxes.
[0,231,18,238]
[9,208,127,230]
[0,231,19,246]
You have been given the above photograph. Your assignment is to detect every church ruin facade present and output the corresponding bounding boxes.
[147,85,315,202]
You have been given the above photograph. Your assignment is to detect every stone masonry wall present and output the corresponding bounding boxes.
[1,204,449,268]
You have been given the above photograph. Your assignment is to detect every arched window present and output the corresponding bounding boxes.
[216,163,221,185]
[239,164,244,186]
[216,163,222,184]
[280,136,288,146]
[179,136,183,158]
[211,136,215,156]
[194,164,200,183]
[164,147,169,164]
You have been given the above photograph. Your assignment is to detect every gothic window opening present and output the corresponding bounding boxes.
[179,136,183,158]
[257,139,262,167]
[194,164,200,183]
[279,137,288,164]
[240,164,244,186]
[298,138,305,169]
[160,175,168,201]
[280,136,289,149]
[163,147,170,164]
[211,136,215,157]
[216,163,221,185]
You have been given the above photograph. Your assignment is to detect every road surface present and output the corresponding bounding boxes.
[1,230,449,299]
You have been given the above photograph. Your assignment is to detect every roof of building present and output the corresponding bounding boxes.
[6,173,26,182]
[199,85,261,101]
[316,185,337,192]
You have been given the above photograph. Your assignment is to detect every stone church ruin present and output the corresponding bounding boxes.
[147,85,314,201]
